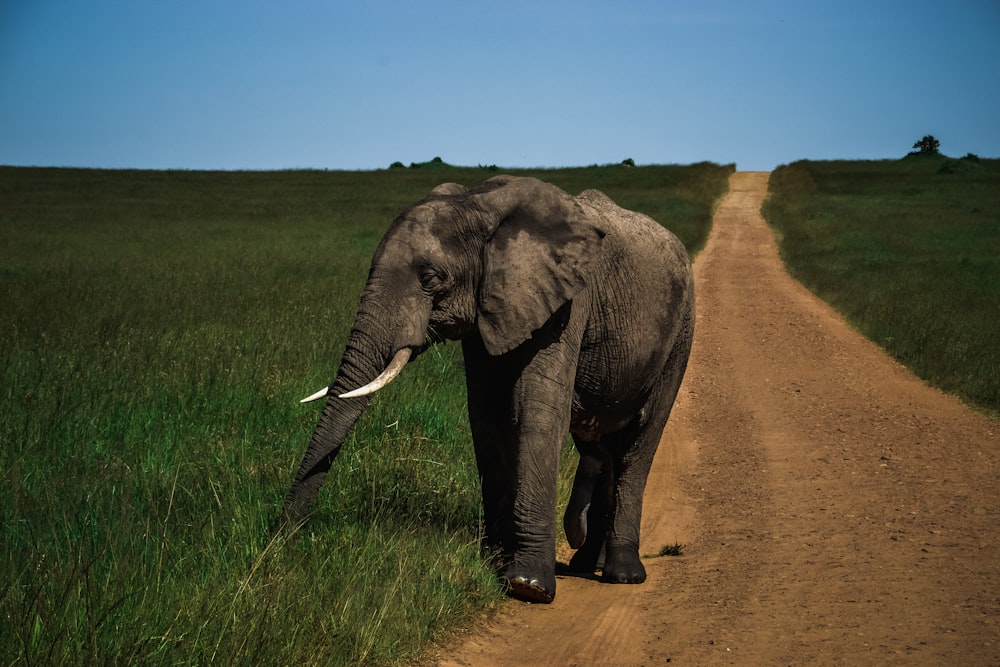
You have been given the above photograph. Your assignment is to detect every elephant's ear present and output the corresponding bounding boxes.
[477,184,606,356]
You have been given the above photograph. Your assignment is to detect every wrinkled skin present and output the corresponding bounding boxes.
[276,176,694,603]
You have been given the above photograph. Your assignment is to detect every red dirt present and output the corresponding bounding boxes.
[430,172,999,665]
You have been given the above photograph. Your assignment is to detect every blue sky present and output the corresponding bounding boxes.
[2,1,998,171]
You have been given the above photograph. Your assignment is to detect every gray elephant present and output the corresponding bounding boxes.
[278,175,694,603]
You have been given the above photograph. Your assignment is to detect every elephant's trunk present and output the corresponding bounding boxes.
[283,270,428,522]
[278,387,370,525]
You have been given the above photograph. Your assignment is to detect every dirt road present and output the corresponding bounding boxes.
[433,172,999,665]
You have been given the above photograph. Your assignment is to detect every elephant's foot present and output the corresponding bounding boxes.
[566,542,605,575]
[502,566,556,603]
[600,545,647,584]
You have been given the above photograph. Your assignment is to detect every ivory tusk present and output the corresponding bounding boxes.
[339,348,412,399]
[299,386,330,403]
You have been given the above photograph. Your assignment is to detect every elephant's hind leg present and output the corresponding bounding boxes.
[565,439,613,575]
[602,339,691,584]
[582,423,653,584]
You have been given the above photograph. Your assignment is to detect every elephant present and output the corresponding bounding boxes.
[276,175,694,603]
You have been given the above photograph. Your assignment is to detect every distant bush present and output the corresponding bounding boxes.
[938,153,986,175]
[409,156,450,169]
[621,158,636,167]
[389,157,453,169]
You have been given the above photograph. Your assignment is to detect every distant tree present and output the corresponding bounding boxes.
[620,158,636,167]
[910,135,941,155]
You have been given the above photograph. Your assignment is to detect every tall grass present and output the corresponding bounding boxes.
[0,163,731,664]
[763,156,1000,414]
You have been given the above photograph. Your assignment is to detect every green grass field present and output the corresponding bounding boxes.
[764,155,1000,414]
[0,163,733,665]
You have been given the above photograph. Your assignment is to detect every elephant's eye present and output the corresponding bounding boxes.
[419,268,447,292]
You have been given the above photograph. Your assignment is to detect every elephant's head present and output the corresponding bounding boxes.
[278,176,606,522]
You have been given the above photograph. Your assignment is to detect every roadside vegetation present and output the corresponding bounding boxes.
[763,156,1000,415]
[0,162,732,665]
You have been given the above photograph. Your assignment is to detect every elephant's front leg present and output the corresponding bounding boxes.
[463,338,515,563]
[468,328,581,601]
[503,414,565,603]
[465,343,564,602]
[503,340,582,602]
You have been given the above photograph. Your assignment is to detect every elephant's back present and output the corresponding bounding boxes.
[576,189,692,296]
